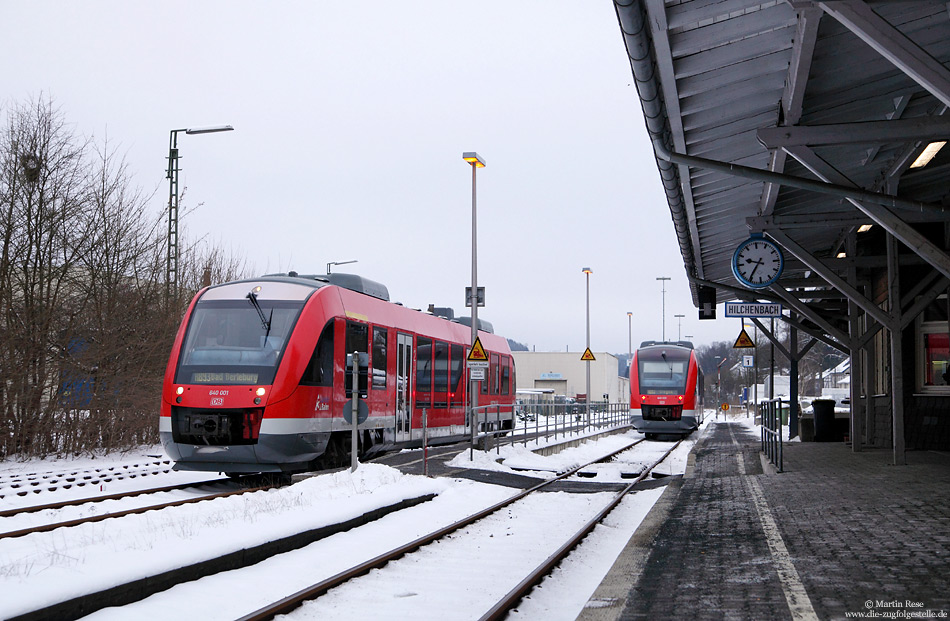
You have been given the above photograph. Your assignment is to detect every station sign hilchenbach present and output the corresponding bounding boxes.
[724,302,782,318]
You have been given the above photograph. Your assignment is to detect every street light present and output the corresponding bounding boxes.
[583,267,593,424]
[656,277,671,341]
[674,314,685,341]
[327,260,357,274]
[463,151,485,457]
[627,311,633,363]
[166,124,234,302]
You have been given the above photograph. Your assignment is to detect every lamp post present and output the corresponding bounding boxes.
[674,314,685,341]
[462,152,485,456]
[166,125,233,303]
[583,267,593,424]
[327,260,357,274]
[627,311,633,365]
[656,276,671,341]
[716,355,728,417]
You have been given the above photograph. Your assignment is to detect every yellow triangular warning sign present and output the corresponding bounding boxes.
[581,348,596,361]
[468,336,489,361]
[733,328,755,348]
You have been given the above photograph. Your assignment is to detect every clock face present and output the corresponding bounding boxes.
[733,238,783,288]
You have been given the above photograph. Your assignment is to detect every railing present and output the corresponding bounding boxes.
[760,398,784,473]
[471,401,631,456]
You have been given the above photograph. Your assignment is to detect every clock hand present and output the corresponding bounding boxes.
[749,258,763,278]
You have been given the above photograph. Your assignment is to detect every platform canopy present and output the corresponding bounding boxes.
[613,0,950,352]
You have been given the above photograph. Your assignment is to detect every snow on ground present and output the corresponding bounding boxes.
[446,423,705,482]
[0,419,718,619]
[0,450,221,511]
[0,463,453,619]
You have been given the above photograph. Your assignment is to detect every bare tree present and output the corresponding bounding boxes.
[0,95,249,459]
[0,96,90,457]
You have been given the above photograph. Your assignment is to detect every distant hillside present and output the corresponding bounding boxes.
[507,339,529,351]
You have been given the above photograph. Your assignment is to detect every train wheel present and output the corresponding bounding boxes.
[320,433,352,469]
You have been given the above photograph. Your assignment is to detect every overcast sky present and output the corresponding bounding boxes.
[4,1,743,353]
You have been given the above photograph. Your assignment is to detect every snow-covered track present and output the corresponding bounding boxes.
[0,478,231,518]
[480,439,683,620]
[10,491,436,621]
[235,439,648,621]
[0,459,178,501]
[0,481,279,541]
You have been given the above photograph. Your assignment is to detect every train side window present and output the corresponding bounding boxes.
[416,336,432,408]
[501,356,510,395]
[434,341,449,392]
[372,327,388,389]
[345,321,368,397]
[491,353,500,395]
[450,344,464,393]
[301,319,335,387]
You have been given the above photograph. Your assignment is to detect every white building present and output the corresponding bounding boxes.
[511,351,630,404]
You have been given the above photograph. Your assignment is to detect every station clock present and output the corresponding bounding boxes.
[732,234,784,289]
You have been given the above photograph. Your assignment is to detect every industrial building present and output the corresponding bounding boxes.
[511,351,630,404]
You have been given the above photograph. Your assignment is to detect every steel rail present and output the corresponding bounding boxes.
[0,482,277,540]
[236,438,646,621]
[0,477,231,518]
[479,439,684,621]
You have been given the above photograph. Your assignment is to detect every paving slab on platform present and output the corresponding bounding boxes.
[580,421,950,621]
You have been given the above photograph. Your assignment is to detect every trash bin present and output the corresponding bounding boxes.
[799,414,815,442]
[812,399,836,442]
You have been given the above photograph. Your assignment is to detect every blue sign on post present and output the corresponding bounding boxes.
[342,399,369,425]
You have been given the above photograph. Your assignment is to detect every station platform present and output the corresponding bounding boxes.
[580,418,950,621]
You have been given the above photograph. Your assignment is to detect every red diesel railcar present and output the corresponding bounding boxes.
[160,273,515,474]
[629,340,704,438]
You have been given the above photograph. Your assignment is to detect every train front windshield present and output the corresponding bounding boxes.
[175,299,304,385]
[638,348,690,395]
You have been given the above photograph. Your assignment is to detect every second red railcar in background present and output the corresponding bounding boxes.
[629,340,704,438]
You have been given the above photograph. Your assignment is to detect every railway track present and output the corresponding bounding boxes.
[4,430,689,620]
[0,477,233,519]
[237,438,681,621]
[0,478,278,540]
[0,458,183,501]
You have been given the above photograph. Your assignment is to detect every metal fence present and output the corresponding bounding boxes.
[760,398,784,473]
[472,401,631,455]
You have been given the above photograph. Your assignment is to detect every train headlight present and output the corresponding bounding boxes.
[256,387,266,396]
[678,395,683,402]
[176,386,184,395]
[641,395,647,402]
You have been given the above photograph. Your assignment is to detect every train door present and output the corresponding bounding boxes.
[415,337,433,434]
[396,333,412,442]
